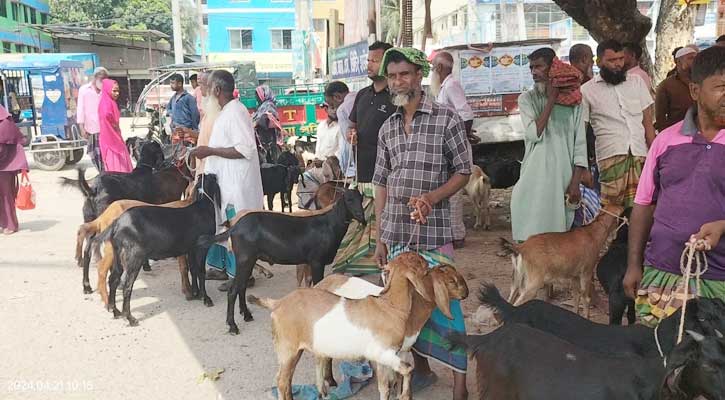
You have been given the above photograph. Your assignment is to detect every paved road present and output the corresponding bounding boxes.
[0,129,457,400]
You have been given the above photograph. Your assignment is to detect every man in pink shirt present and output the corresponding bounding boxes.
[77,67,108,172]
[623,42,653,96]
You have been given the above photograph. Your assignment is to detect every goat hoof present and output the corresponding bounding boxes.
[142,264,151,272]
[127,317,139,327]
[243,312,254,322]
[203,297,214,307]
[83,286,93,294]
[325,378,338,388]
[185,293,194,301]
[228,325,240,335]
[112,308,122,319]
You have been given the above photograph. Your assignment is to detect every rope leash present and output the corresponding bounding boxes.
[676,239,710,345]
[406,196,432,252]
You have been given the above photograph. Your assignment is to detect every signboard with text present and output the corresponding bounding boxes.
[329,41,369,80]
[459,45,539,95]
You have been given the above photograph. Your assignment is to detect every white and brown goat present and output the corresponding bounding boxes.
[462,164,491,230]
[500,204,624,318]
[249,252,467,400]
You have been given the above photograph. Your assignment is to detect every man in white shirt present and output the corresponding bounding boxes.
[324,81,357,177]
[431,51,475,248]
[76,67,108,172]
[190,70,263,289]
[581,40,655,210]
[314,103,341,161]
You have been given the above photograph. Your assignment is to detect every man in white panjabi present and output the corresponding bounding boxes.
[190,70,263,289]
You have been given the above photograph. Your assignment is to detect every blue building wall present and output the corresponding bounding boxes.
[204,0,296,79]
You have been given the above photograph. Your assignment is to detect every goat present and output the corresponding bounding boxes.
[462,165,491,230]
[196,189,366,334]
[499,203,624,318]
[478,283,725,358]
[449,322,725,400]
[473,158,521,189]
[248,252,440,400]
[596,225,634,325]
[312,262,469,398]
[76,195,194,305]
[278,150,304,212]
[101,174,222,326]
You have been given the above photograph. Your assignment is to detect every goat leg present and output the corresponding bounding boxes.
[97,241,114,306]
[142,260,152,272]
[82,238,94,294]
[107,256,122,317]
[396,361,414,400]
[310,262,325,285]
[254,262,274,279]
[121,260,143,327]
[226,277,240,334]
[177,256,193,301]
[190,250,213,307]
[323,357,337,388]
[315,357,330,398]
[375,362,391,400]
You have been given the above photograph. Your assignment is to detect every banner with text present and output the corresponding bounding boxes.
[329,41,369,80]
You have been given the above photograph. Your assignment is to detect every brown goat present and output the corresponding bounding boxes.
[313,263,469,398]
[249,252,442,400]
[500,204,624,318]
[77,197,193,306]
[462,165,491,230]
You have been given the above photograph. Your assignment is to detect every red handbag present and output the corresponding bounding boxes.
[15,170,35,210]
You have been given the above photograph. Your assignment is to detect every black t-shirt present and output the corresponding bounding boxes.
[349,84,394,183]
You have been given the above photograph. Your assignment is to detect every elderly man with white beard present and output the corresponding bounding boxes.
[431,51,476,248]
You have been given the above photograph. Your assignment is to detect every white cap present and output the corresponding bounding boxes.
[675,47,697,59]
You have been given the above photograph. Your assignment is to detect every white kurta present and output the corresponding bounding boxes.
[314,120,341,160]
[204,100,264,215]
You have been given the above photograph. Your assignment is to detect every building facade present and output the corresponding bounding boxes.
[0,0,52,53]
[203,0,296,84]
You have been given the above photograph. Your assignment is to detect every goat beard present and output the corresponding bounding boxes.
[429,71,442,98]
[391,89,416,107]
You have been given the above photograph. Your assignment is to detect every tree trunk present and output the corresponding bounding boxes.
[552,0,653,78]
[421,0,432,51]
[398,0,412,47]
[653,0,695,85]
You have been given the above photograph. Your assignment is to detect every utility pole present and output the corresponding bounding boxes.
[197,0,206,62]
[171,0,184,64]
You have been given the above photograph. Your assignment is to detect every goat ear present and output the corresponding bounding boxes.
[406,268,435,303]
[378,264,394,296]
[433,273,453,319]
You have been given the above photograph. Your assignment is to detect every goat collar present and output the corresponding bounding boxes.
[654,324,667,367]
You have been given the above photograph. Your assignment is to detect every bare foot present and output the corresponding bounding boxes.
[3,228,17,235]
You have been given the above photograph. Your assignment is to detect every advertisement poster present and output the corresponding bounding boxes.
[459,45,541,95]
[467,95,504,117]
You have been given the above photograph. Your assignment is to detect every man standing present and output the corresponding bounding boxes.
[569,44,594,84]
[623,42,654,95]
[190,70,263,288]
[77,67,108,172]
[331,41,394,276]
[324,81,356,178]
[510,48,588,241]
[190,73,203,116]
[373,47,471,400]
[655,46,698,132]
[167,74,200,139]
[624,46,725,325]
[431,50,475,248]
[581,40,655,210]
[313,102,341,160]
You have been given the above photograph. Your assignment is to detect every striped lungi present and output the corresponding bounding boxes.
[331,182,380,275]
[388,243,467,373]
[635,265,725,327]
[597,153,644,209]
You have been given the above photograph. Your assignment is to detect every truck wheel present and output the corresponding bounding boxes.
[65,149,85,165]
[33,146,66,171]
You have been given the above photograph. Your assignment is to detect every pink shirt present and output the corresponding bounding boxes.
[627,66,653,94]
[194,86,203,117]
[76,82,102,134]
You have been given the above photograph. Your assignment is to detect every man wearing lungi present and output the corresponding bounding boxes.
[373,47,471,400]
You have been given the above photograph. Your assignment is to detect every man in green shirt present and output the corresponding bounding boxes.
[510,47,588,242]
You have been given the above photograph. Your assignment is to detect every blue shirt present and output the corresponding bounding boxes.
[167,91,200,130]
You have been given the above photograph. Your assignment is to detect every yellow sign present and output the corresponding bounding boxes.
[678,0,709,5]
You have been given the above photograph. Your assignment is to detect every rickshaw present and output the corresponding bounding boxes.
[0,60,87,170]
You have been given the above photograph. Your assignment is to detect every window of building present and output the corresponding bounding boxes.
[30,8,36,24]
[229,29,252,50]
[201,0,206,4]
[11,3,18,21]
[337,23,344,46]
[41,13,47,24]
[523,3,568,40]
[270,29,292,50]
[2,42,10,53]
[202,14,208,25]
[0,1,6,18]
[16,44,24,53]
[451,13,458,27]
[23,5,29,23]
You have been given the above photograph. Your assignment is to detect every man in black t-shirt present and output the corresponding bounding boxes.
[330,41,394,276]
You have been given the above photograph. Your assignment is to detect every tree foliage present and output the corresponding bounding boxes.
[49,0,198,53]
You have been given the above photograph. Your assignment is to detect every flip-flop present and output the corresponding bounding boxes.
[410,371,438,393]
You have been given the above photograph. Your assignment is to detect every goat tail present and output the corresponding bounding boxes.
[247,295,279,311]
[498,237,519,256]
[478,283,515,317]
[196,231,230,248]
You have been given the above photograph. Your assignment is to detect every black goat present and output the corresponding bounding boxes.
[474,158,521,189]
[479,283,725,358]
[197,189,365,334]
[596,224,633,325]
[450,323,725,400]
[261,151,302,212]
[100,174,221,326]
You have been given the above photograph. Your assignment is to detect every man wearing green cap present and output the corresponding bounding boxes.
[372,47,472,400]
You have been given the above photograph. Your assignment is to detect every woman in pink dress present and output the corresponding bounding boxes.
[98,79,132,173]
[0,105,28,234]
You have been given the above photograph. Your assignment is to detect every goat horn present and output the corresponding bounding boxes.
[716,329,724,339]
[686,330,705,342]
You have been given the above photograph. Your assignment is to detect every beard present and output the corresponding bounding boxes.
[600,66,627,85]
[391,89,415,107]
[535,82,546,94]
[202,95,222,120]
[429,71,442,98]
